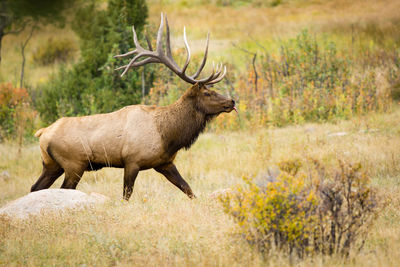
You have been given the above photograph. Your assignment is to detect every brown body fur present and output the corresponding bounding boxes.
[31,83,235,200]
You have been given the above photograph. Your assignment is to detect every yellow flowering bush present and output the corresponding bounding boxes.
[220,159,380,258]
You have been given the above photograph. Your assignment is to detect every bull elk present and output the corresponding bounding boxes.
[31,14,236,200]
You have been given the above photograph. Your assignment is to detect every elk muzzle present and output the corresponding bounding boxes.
[223,99,237,113]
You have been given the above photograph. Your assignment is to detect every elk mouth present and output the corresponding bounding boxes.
[223,104,238,113]
[223,99,236,113]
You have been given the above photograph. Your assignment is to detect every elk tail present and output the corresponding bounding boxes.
[34,128,45,138]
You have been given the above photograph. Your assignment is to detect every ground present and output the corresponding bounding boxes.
[1,108,400,266]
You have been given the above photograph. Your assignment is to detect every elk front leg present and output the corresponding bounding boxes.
[154,163,195,199]
[123,164,139,201]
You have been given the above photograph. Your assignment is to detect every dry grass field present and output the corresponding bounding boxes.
[1,108,400,266]
[149,0,400,39]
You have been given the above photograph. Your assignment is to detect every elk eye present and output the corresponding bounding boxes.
[204,92,211,97]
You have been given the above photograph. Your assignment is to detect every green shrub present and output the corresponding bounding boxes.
[35,0,151,124]
[32,38,77,66]
[228,30,394,128]
[220,159,380,258]
[261,30,380,124]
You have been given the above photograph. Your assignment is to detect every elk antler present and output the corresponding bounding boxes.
[114,13,226,85]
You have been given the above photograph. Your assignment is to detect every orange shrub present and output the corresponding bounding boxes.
[0,83,37,140]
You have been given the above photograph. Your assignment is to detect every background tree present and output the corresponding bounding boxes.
[0,0,75,64]
[35,0,151,124]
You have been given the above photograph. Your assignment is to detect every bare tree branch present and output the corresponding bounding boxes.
[248,34,268,53]
[231,42,258,92]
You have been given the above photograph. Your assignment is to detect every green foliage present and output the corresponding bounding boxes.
[32,38,77,66]
[263,30,352,123]
[265,30,386,123]
[220,159,380,258]
[4,0,73,23]
[226,30,394,129]
[35,0,150,124]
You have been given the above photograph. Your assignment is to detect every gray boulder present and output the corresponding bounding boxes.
[0,189,108,220]
[0,171,11,182]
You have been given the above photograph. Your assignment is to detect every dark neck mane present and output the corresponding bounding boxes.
[154,95,214,156]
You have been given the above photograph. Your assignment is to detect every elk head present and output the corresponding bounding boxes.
[114,13,236,115]
[185,83,236,116]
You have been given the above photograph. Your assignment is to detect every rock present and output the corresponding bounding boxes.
[0,189,108,220]
[304,127,316,133]
[0,171,11,182]
[210,168,281,199]
[359,128,379,134]
[255,168,280,188]
[327,131,348,137]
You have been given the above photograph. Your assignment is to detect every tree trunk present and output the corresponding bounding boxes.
[0,28,4,65]
[19,24,36,88]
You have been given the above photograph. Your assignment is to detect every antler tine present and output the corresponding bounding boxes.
[181,27,191,74]
[117,25,157,76]
[114,50,136,58]
[114,26,141,58]
[163,14,183,72]
[207,65,227,85]
[145,31,153,51]
[132,25,144,51]
[165,15,172,59]
[114,27,140,60]
[116,57,161,71]
[196,61,216,84]
[212,62,223,79]
[198,62,221,82]
[114,26,149,75]
[191,32,209,79]
[120,52,156,76]
[156,13,165,55]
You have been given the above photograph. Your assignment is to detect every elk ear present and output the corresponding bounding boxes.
[192,82,201,90]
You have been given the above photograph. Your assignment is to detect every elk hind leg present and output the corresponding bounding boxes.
[60,165,85,189]
[31,162,64,192]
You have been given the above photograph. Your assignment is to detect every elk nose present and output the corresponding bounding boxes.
[231,99,236,106]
